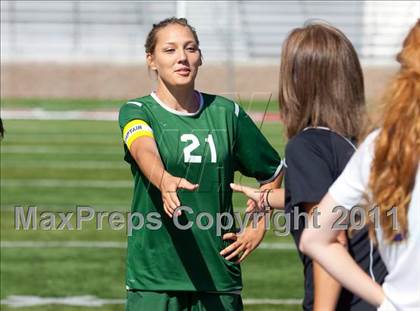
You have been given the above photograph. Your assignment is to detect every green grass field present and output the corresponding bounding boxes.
[1,99,303,311]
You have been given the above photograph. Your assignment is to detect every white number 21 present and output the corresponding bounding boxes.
[180,134,217,163]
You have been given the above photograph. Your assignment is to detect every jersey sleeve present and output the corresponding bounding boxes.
[329,130,379,210]
[285,137,334,207]
[233,105,283,184]
[118,102,154,150]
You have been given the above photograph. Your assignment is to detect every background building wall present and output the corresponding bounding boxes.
[1,1,419,101]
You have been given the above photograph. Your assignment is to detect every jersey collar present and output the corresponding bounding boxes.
[151,91,204,117]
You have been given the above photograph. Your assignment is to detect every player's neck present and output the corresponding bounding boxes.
[155,83,198,113]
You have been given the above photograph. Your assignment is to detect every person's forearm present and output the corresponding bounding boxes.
[130,138,169,191]
[261,172,284,209]
[300,194,385,307]
[253,174,282,230]
[129,138,198,218]
[313,230,347,310]
[134,149,167,190]
[266,189,285,209]
[313,261,341,311]
[306,241,384,307]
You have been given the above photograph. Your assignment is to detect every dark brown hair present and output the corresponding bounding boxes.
[367,19,420,242]
[279,21,366,139]
[145,17,200,54]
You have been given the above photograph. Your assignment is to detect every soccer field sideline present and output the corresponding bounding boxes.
[1,108,280,122]
[0,295,302,308]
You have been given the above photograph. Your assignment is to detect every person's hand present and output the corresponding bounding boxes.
[160,172,198,218]
[220,222,266,263]
[230,183,262,213]
[246,199,257,213]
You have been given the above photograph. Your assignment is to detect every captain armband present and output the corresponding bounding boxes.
[122,120,154,149]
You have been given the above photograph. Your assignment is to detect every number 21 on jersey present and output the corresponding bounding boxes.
[181,134,217,163]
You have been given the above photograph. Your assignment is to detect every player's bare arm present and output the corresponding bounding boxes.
[302,202,347,311]
[129,135,198,218]
[300,193,386,308]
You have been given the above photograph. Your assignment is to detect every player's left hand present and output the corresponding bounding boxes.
[230,183,265,213]
[220,223,266,263]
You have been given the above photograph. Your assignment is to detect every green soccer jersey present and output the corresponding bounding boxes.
[118,91,282,292]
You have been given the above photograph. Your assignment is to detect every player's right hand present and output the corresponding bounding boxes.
[160,172,198,218]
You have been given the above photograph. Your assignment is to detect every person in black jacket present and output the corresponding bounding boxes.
[227,21,387,311]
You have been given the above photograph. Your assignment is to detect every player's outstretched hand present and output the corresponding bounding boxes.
[160,172,198,218]
[220,224,265,264]
[230,183,263,213]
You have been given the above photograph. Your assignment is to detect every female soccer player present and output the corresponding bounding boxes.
[118,17,283,311]
[300,20,420,311]
[225,22,387,310]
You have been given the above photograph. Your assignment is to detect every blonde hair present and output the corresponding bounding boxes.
[368,20,420,242]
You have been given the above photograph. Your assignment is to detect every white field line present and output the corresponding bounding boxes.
[244,298,301,305]
[1,241,127,248]
[0,295,124,307]
[2,179,284,190]
[1,179,132,188]
[1,160,127,169]
[0,295,301,307]
[0,241,296,250]
[1,109,118,121]
[0,205,130,212]
[0,205,263,212]
[1,146,121,154]
[1,109,276,122]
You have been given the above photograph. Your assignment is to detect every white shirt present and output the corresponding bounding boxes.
[329,129,420,311]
